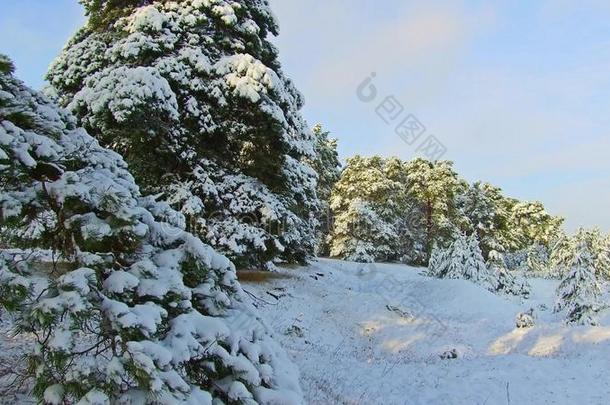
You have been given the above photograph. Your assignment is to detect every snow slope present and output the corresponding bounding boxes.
[243,259,610,405]
[2,258,609,404]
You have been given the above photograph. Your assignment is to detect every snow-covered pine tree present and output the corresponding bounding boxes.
[598,233,610,280]
[308,124,341,256]
[548,233,574,279]
[547,228,610,281]
[509,201,563,250]
[487,250,530,297]
[462,233,497,288]
[426,242,447,278]
[404,158,463,261]
[426,233,498,291]
[442,234,469,279]
[328,156,410,262]
[576,228,610,280]
[457,182,512,258]
[523,242,551,276]
[47,0,320,269]
[0,58,303,404]
[555,241,602,325]
[329,199,398,263]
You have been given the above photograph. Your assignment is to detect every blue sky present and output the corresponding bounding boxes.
[2,0,609,232]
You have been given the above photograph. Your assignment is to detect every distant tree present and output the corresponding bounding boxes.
[329,199,398,263]
[457,182,512,258]
[594,235,610,279]
[329,154,566,268]
[404,159,463,260]
[328,156,409,262]
[427,233,498,291]
[549,228,610,280]
[555,241,602,325]
[509,201,563,250]
[548,233,574,278]
[487,250,530,297]
[524,243,551,276]
[309,124,341,256]
[576,228,610,280]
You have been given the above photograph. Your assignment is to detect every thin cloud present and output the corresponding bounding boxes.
[306,3,494,98]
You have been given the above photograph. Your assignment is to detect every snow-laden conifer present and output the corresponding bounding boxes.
[487,250,530,297]
[47,0,320,268]
[427,233,498,291]
[328,156,407,263]
[308,124,341,256]
[0,60,303,404]
[329,199,398,263]
[555,241,602,325]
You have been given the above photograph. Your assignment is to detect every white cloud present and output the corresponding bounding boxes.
[271,0,495,99]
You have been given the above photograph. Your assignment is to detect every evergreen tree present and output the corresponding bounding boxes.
[599,234,610,280]
[328,154,566,267]
[308,124,341,256]
[462,233,495,286]
[575,228,610,280]
[426,234,465,279]
[509,201,563,250]
[487,250,530,297]
[555,241,601,325]
[47,0,320,268]
[0,59,303,404]
[329,199,398,263]
[404,158,463,260]
[547,228,610,281]
[427,242,447,276]
[524,243,551,276]
[427,233,498,291]
[457,182,512,258]
[548,233,574,279]
[328,156,411,263]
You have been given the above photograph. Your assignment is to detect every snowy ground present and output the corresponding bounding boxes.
[2,258,609,404]
[243,259,610,405]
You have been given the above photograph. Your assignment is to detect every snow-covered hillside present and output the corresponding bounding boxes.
[243,259,610,405]
[2,258,609,404]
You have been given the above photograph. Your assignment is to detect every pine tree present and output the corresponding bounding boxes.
[329,199,398,263]
[463,232,495,286]
[548,233,574,278]
[576,228,610,280]
[404,158,463,261]
[308,124,341,256]
[509,201,563,250]
[427,242,447,277]
[0,59,303,404]
[47,0,320,268]
[427,233,498,291]
[555,241,601,325]
[328,156,410,263]
[524,243,551,276]
[327,154,566,267]
[457,182,512,258]
[548,229,610,281]
[487,250,530,297]
[598,234,610,280]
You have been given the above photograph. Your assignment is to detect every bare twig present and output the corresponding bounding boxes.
[243,288,278,305]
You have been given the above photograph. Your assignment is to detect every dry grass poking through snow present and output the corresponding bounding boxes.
[237,270,295,283]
